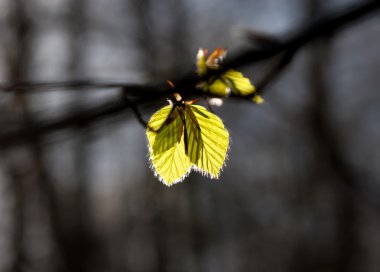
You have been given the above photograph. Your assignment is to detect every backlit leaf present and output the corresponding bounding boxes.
[205,78,231,96]
[146,102,229,186]
[223,69,255,96]
[147,105,192,186]
[186,105,229,178]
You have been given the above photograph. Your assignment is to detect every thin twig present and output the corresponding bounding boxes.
[122,94,149,128]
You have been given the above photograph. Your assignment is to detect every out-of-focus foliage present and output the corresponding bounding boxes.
[196,48,263,103]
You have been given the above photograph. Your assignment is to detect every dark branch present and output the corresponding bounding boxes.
[0,98,127,147]
[0,0,379,148]
[226,0,380,69]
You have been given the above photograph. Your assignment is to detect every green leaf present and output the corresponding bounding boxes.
[186,105,229,178]
[196,48,261,100]
[206,78,231,96]
[146,103,229,186]
[146,105,192,186]
[223,69,255,96]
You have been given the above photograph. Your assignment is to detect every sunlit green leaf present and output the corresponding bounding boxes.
[223,69,255,96]
[146,105,192,186]
[205,78,231,96]
[186,105,229,178]
[146,102,229,186]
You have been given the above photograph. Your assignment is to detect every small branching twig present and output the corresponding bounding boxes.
[122,93,150,129]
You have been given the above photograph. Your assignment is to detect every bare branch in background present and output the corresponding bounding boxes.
[0,0,378,148]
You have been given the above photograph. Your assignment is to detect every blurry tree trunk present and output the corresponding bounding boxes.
[307,38,358,272]
[307,2,358,271]
[290,1,358,272]
[129,0,158,79]
[166,0,191,74]
[6,1,34,271]
[129,0,191,81]
[57,1,103,271]
[6,1,99,271]
[126,1,194,271]
[6,1,58,272]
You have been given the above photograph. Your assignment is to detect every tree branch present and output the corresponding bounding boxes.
[0,0,378,148]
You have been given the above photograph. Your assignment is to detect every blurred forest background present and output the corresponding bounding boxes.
[0,0,379,272]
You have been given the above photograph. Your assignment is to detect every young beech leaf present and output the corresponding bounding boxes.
[146,100,229,186]
[223,69,255,96]
[197,48,262,103]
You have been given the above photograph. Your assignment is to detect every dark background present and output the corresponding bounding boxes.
[0,0,379,271]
